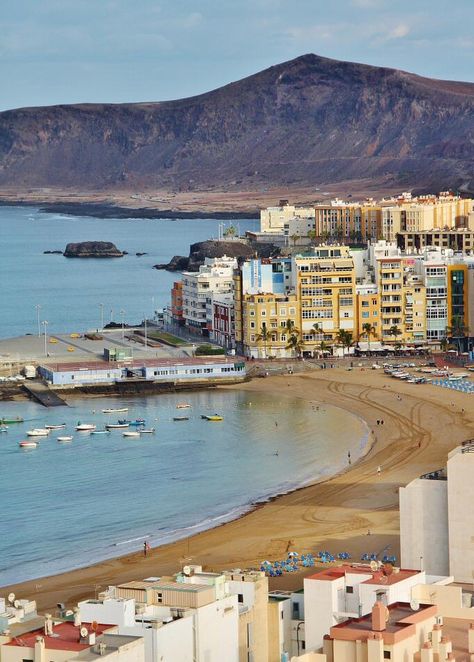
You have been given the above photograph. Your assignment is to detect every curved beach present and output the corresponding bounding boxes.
[5,367,473,610]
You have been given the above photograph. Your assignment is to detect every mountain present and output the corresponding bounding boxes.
[0,54,473,193]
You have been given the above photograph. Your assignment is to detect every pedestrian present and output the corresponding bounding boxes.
[376,419,380,426]
[347,450,351,465]
[143,541,148,557]
[377,465,381,475]
[381,420,384,425]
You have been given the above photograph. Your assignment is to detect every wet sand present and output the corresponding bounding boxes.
[4,367,473,610]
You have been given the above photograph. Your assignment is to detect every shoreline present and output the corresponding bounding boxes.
[4,368,473,610]
[0,393,371,587]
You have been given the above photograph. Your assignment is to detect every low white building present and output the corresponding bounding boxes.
[260,203,315,234]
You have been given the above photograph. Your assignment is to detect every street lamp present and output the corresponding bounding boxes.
[35,305,41,337]
[99,303,104,331]
[120,309,125,340]
[144,314,148,349]
[42,320,48,356]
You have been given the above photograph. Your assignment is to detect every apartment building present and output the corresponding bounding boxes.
[356,284,380,345]
[170,280,184,325]
[314,200,382,242]
[295,246,356,346]
[182,256,237,334]
[397,228,474,253]
[260,202,315,234]
[382,193,473,242]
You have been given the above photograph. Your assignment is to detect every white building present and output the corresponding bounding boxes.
[303,565,427,652]
[400,442,474,584]
[260,203,315,234]
[182,256,237,334]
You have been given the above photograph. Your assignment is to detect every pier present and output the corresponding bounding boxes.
[23,381,68,407]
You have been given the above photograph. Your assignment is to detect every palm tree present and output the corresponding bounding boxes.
[447,316,469,354]
[256,323,271,359]
[310,322,323,357]
[388,325,402,344]
[307,229,317,244]
[336,329,354,356]
[319,340,331,356]
[286,333,303,358]
[362,322,377,353]
[439,337,449,353]
[285,319,299,336]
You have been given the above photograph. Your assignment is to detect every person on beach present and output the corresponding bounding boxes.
[144,541,150,557]
[347,450,351,465]
[377,465,381,475]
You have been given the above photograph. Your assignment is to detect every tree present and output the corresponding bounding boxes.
[447,316,469,354]
[286,333,303,358]
[388,325,402,344]
[307,229,317,244]
[319,340,331,356]
[439,337,449,352]
[285,319,299,336]
[362,322,377,353]
[223,224,237,238]
[256,323,271,359]
[336,329,354,356]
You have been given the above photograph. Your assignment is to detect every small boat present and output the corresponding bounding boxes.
[129,420,146,426]
[19,440,38,448]
[57,436,73,443]
[106,422,129,429]
[0,426,8,433]
[203,415,224,422]
[1,417,24,424]
[139,428,155,434]
[45,424,66,430]
[123,431,141,437]
[75,423,96,431]
[176,403,191,409]
[173,416,189,421]
[118,419,131,424]
[26,428,50,437]
[90,430,111,435]
[102,408,129,414]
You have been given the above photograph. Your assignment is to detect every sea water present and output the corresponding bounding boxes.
[0,205,258,339]
[0,391,369,585]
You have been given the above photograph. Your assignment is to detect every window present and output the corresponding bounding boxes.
[362,312,369,318]
[250,322,255,329]
[383,652,391,659]
[238,593,244,603]
[346,586,354,593]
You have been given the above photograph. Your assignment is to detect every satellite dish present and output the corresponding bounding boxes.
[80,627,88,638]
[183,566,191,576]
[410,598,420,611]
[7,593,15,605]
[370,560,378,572]
[392,566,400,574]
[13,600,20,609]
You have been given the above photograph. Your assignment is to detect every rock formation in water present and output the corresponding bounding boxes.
[63,241,124,258]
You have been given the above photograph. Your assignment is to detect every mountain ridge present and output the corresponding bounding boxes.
[0,53,473,193]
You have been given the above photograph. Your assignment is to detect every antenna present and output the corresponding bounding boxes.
[410,598,420,611]
[7,593,15,605]
[13,600,20,609]
[182,566,192,576]
[80,626,88,638]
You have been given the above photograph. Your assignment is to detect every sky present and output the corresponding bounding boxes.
[1,0,473,111]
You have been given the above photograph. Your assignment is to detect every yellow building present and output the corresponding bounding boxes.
[314,201,382,242]
[239,292,300,358]
[356,286,380,344]
[382,194,473,242]
[295,246,356,349]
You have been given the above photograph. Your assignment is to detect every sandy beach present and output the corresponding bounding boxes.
[4,367,473,610]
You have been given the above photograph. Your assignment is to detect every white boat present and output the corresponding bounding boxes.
[106,423,129,429]
[0,426,8,433]
[123,431,141,437]
[75,423,96,431]
[26,428,50,437]
[19,440,38,448]
[102,408,129,414]
[45,424,66,430]
[57,436,73,443]
[90,430,110,435]
[176,403,192,409]
[140,428,155,434]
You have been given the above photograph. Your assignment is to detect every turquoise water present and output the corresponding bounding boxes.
[0,391,369,585]
[0,206,258,339]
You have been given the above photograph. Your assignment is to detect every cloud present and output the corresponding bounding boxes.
[385,23,410,39]
[351,0,384,7]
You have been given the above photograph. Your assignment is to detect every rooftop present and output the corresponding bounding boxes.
[41,356,238,372]
[72,634,143,660]
[6,621,112,652]
[306,564,421,586]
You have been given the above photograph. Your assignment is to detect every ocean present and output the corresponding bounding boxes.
[0,205,258,339]
[0,204,369,586]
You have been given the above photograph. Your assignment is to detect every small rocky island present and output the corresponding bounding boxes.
[63,241,124,258]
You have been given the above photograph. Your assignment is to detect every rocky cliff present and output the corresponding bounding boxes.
[0,54,473,193]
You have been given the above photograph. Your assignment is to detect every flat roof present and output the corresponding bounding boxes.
[306,564,421,586]
[117,580,211,593]
[41,357,239,372]
[72,634,143,660]
[331,602,436,639]
[6,621,112,652]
